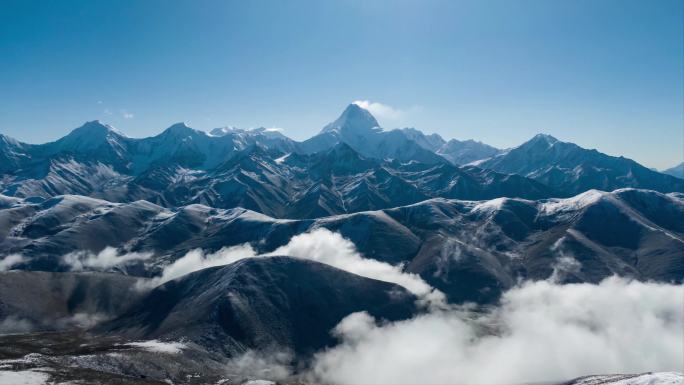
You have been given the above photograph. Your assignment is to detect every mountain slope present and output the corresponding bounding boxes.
[0,271,145,333]
[99,256,416,356]
[2,188,681,304]
[436,139,502,165]
[663,162,684,179]
[478,134,684,195]
[2,108,681,218]
[300,104,448,164]
[0,131,552,218]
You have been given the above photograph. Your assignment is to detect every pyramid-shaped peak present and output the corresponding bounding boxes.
[320,103,381,134]
[530,133,559,144]
[69,120,123,137]
[51,121,127,154]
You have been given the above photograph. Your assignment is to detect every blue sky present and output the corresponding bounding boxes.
[0,0,682,169]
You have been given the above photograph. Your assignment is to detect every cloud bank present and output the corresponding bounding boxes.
[140,229,443,306]
[142,244,257,288]
[267,229,445,307]
[310,277,684,385]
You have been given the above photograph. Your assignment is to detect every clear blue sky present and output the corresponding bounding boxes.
[1,0,682,169]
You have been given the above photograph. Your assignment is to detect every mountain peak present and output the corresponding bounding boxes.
[320,103,381,134]
[163,122,203,137]
[530,133,559,144]
[49,121,127,157]
[69,120,124,138]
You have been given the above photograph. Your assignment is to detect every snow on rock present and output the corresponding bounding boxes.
[240,381,276,385]
[126,340,186,354]
[568,372,684,385]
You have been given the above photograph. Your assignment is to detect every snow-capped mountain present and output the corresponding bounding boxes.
[476,134,684,195]
[2,105,681,214]
[299,103,447,164]
[399,127,503,165]
[436,138,502,165]
[0,114,553,217]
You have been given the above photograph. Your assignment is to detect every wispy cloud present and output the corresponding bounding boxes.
[0,254,25,271]
[352,100,423,123]
[120,109,134,119]
[62,247,152,271]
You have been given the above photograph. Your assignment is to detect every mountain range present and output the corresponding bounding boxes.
[2,188,681,304]
[0,104,682,383]
[1,104,681,220]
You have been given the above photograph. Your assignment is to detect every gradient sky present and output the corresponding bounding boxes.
[1,0,682,169]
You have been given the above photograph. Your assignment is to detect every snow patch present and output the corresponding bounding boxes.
[572,372,683,385]
[541,189,607,215]
[274,153,290,164]
[126,340,186,354]
[0,370,49,385]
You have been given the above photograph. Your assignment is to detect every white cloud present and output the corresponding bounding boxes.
[549,236,582,283]
[266,229,445,308]
[141,244,258,288]
[0,254,25,271]
[223,350,293,382]
[120,109,134,119]
[139,229,444,308]
[62,247,152,271]
[310,277,684,385]
[352,100,422,123]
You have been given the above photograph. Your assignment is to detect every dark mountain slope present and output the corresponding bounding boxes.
[99,257,417,356]
[2,189,681,304]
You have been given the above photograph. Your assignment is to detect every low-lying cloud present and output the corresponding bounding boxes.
[267,229,445,307]
[141,228,444,306]
[0,254,25,271]
[141,244,257,288]
[309,277,684,385]
[62,247,152,271]
[0,312,108,335]
[223,349,294,382]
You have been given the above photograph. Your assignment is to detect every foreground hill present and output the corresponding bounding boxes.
[99,256,416,356]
